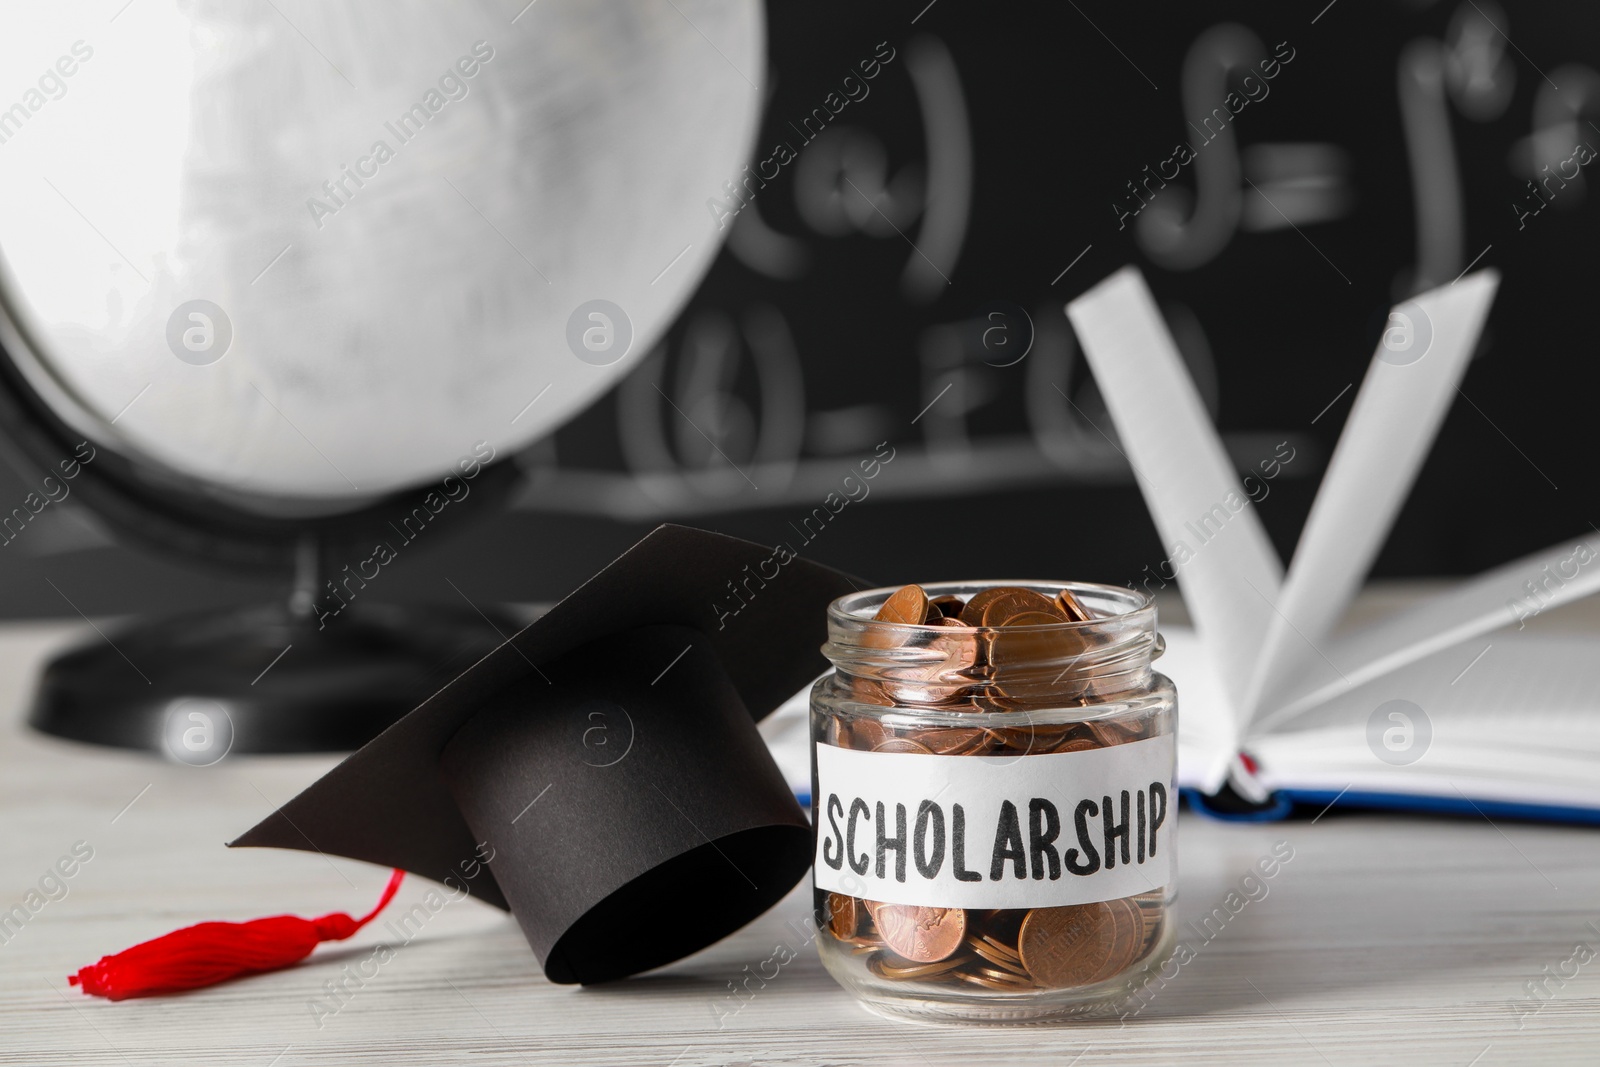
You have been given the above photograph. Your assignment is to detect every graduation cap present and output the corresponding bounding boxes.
[224,525,859,984]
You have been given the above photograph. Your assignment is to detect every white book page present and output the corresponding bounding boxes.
[1243,272,1499,726]
[1255,532,1600,733]
[1155,624,1241,792]
[1247,632,1600,812]
[1067,267,1281,759]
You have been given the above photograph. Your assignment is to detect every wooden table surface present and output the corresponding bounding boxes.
[3,594,1599,1066]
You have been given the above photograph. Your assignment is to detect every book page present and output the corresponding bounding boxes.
[1243,272,1499,726]
[1254,531,1600,733]
[1067,267,1280,761]
[1247,632,1600,812]
[1152,624,1241,792]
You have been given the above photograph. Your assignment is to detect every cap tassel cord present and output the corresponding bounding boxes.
[68,869,405,1000]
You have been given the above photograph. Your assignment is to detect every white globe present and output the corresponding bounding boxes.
[0,1,761,511]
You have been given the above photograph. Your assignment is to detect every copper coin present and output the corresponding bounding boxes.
[875,584,930,625]
[1060,721,1101,743]
[1089,719,1142,746]
[1023,722,1078,745]
[972,588,1062,630]
[956,969,1035,991]
[928,594,966,618]
[928,620,972,681]
[934,729,994,755]
[918,727,988,754]
[967,935,1030,975]
[980,933,1023,962]
[925,623,982,675]
[956,586,1012,626]
[1055,587,1092,621]
[947,588,1024,630]
[875,904,967,963]
[849,717,893,751]
[826,893,860,940]
[1089,721,1125,746]
[972,964,1036,986]
[870,952,971,981]
[989,609,1078,677]
[988,624,1086,666]
[872,737,933,754]
[988,611,1090,704]
[882,625,981,705]
[825,717,849,748]
[961,726,1029,754]
[848,677,894,707]
[962,693,1014,715]
[998,609,1069,628]
[1018,897,1144,989]
[1096,898,1149,982]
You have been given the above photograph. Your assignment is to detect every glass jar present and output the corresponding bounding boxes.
[810,581,1177,1024]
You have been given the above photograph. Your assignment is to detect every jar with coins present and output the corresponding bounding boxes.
[810,581,1177,1023]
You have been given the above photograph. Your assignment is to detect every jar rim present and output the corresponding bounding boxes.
[826,580,1155,633]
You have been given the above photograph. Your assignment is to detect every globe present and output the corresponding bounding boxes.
[0,0,762,752]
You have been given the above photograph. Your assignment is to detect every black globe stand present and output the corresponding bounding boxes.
[27,537,515,756]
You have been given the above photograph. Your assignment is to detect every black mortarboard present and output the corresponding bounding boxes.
[231,525,858,984]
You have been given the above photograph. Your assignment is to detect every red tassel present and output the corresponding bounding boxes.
[69,869,405,1000]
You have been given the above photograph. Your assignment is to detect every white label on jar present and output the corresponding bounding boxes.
[813,734,1173,909]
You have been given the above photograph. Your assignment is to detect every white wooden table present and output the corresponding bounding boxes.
[3,591,1599,1066]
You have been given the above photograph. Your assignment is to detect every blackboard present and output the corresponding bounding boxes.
[512,0,1600,596]
[8,0,1600,613]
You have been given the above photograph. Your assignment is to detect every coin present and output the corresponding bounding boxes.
[984,602,1089,704]
[928,594,967,618]
[848,677,894,707]
[827,893,860,940]
[850,717,893,750]
[956,969,1035,991]
[875,904,967,963]
[973,588,1065,628]
[967,935,1031,975]
[1018,897,1145,989]
[1055,587,1091,622]
[987,613,1084,676]
[920,727,988,754]
[869,953,972,981]
[980,933,1024,961]
[881,620,982,705]
[960,726,1029,754]
[872,737,933,755]
[956,587,1010,626]
[998,609,1068,628]
[973,964,1036,986]
[925,620,982,670]
[876,584,931,625]
[826,717,849,747]
[1089,719,1142,746]
[1023,722,1079,747]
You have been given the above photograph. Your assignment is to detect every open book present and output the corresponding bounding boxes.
[1066,267,1600,824]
